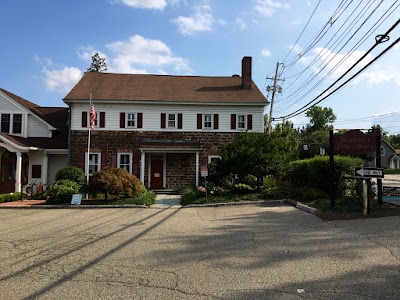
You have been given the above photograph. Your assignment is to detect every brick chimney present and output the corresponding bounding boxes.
[241,56,252,89]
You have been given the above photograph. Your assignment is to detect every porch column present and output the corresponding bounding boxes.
[195,151,199,187]
[140,151,145,184]
[15,152,22,193]
[43,152,48,185]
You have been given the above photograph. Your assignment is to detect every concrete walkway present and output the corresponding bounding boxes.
[151,193,182,208]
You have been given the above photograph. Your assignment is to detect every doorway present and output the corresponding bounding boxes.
[150,159,164,189]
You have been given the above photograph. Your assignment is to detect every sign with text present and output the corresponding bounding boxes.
[334,130,375,157]
[383,186,400,202]
[354,167,384,178]
[200,165,208,177]
[71,194,82,205]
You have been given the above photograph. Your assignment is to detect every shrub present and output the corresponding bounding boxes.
[261,186,289,199]
[88,167,143,199]
[55,166,86,187]
[282,155,363,197]
[47,179,81,204]
[290,187,328,202]
[0,192,22,203]
[231,183,253,193]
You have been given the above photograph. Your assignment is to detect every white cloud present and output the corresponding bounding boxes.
[43,67,82,93]
[33,55,52,66]
[255,0,290,17]
[171,1,213,35]
[110,0,167,10]
[78,46,108,62]
[290,44,303,55]
[106,34,191,74]
[261,49,272,57]
[235,18,247,31]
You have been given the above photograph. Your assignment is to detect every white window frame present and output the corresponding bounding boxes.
[118,153,133,173]
[0,113,11,133]
[0,113,24,135]
[167,113,177,128]
[126,113,136,128]
[203,114,213,129]
[208,155,221,164]
[12,113,22,134]
[237,114,246,130]
[85,152,101,176]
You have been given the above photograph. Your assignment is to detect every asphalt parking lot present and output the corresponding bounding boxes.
[0,204,399,299]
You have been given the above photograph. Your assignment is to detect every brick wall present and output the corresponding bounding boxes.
[71,130,240,188]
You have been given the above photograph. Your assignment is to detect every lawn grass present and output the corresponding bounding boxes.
[384,169,400,175]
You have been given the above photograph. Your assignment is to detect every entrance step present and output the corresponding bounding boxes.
[151,189,179,195]
[151,194,182,208]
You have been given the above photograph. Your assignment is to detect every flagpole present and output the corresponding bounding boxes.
[86,94,92,200]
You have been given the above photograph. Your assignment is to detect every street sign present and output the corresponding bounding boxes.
[354,167,384,178]
[200,165,208,177]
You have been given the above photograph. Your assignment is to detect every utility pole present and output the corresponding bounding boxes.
[267,62,283,134]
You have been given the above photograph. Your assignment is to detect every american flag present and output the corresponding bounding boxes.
[90,102,96,130]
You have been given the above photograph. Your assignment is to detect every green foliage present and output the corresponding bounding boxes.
[88,167,143,199]
[369,124,388,139]
[304,106,336,134]
[87,52,107,72]
[282,155,363,197]
[290,187,328,202]
[231,183,253,193]
[385,168,400,174]
[300,130,329,159]
[47,179,81,204]
[106,191,156,206]
[0,192,22,203]
[261,186,289,199]
[55,166,86,187]
[388,134,400,148]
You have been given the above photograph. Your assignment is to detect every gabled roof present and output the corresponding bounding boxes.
[63,72,267,105]
[0,88,68,130]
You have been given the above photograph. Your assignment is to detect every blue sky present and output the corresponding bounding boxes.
[1,0,399,134]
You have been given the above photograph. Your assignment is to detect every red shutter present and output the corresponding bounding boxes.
[100,112,105,128]
[247,114,252,130]
[137,113,143,128]
[120,113,125,128]
[214,114,219,129]
[111,153,117,167]
[82,112,88,128]
[231,114,236,130]
[197,114,202,129]
[178,113,183,129]
[161,113,166,129]
[101,153,107,169]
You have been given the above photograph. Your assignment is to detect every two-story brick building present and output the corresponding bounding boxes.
[64,57,267,189]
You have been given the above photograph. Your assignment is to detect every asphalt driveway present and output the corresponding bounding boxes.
[0,204,398,299]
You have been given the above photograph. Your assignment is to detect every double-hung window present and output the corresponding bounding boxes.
[127,113,136,128]
[87,153,100,175]
[204,114,212,129]
[237,115,246,130]
[118,153,132,173]
[167,113,176,128]
[1,114,10,133]
[13,114,22,134]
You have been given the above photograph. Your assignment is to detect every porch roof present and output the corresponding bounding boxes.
[0,132,67,150]
[140,139,200,151]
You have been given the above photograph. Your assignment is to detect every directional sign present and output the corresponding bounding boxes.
[354,167,384,178]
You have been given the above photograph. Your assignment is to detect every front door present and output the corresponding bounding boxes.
[151,159,164,189]
[0,151,16,194]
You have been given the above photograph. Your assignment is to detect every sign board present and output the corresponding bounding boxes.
[383,186,400,202]
[354,167,384,178]
[71,194,82,205]
[200,165,208,177]
[334,130,375,157]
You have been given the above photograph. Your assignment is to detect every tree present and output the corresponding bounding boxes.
[369,124,388,139]
[87,52,107,72]
[389,134,400,148]
[304,106,336,134]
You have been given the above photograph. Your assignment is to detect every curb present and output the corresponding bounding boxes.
[0,204,148,209]
[285,199,317,214]
[184,199,286,208]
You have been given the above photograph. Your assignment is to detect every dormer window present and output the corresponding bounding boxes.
[0,113,22,135]
[1,114,10,133]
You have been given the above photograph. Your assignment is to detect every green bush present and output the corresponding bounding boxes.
[282,156,363,197]
[231,183,253,193]
[55,166,86,187]
[290,187,328,202]
[47,179,81,204]
[261,186,289,199]
[0,192,22,203]
[88,167,143,199]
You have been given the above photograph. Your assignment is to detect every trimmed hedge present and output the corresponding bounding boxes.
[55,166,86,187]
[47,179,81,204]
[282,155,363,197]
[0,192,22,203]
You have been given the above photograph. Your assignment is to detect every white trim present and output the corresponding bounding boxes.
[126,112,137,128]
[139,148,200,153]
[237,114,247,130]
[85,152,101,176]
[196,152,199,187]
[167,113,177,129]
[208,155,221,164]
[117,152,133,173]
[203,113,213,129]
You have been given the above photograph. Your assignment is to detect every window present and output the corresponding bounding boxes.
[204,114,212,129]
[32,165,42,178]
[1,114,10,133]
[12,114,22,134]
[208,155,221,164]
[118,153,132,173]
[167,113,176,128]
[127,113,136,128]
[87,153,101,175]
[237,115,246,129]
